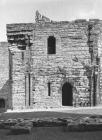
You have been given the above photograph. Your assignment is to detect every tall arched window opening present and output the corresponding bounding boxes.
[48,36,56,54]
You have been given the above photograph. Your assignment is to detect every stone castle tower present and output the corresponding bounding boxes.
[6,11,102,110]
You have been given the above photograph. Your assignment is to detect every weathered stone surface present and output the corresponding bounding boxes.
[1,116,102,132]
[10,125,32,134]
[5,11,102,109]
[63,116,102,132]
[57,117,73,123]
[9,118,33,134]
[32,118,66,127]
[0,42,9,110]
[65,121,102,132]
[0,118,33,129]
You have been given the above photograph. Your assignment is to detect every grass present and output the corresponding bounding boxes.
[0,111,101,140]
[0,127,102,140]
[0,111,90,120]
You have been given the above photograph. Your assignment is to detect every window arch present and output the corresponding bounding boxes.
[47,36,56,54]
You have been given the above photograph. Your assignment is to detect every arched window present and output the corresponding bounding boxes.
[48,36,56,54]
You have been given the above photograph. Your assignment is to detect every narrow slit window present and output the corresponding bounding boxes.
[28,73,31,106]
[25,74,31,106]
[48,36,56,54]
[21,52,24,60]
[25,76,26,106]
[48,82,51,96]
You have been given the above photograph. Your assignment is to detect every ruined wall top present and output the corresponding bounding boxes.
[6,10,102,35]
[35,10,51,23]
[7,23,35,34]
[6,10,102,46]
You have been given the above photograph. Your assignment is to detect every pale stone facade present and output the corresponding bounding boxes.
[6,11,102,109]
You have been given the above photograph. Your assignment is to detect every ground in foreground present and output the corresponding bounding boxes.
[0,110,102,140]
[0,127,102,140]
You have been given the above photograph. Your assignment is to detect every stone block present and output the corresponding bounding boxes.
[10,125,32,135]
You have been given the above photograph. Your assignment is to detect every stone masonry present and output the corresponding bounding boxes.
[6,11,102,110]
[0,42,9,109]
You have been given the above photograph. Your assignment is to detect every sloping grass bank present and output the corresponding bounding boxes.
[0,111,89,120]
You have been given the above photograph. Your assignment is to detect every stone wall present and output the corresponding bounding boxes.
[0,42,9,89]
[95,20,102,105]
[31,19,91,108]
[0,42,9,109]
[7,23,34,109]
[6,12,102,109]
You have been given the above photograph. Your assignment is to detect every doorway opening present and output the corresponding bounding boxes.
[62,82,73,106]
[0,99,5,108]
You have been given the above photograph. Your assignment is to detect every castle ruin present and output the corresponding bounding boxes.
[6,11,102,109]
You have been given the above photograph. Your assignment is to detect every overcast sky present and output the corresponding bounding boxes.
[0,0,102,41]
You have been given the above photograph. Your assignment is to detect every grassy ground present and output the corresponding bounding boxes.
[0,111,90,120]
[0,127,102,140]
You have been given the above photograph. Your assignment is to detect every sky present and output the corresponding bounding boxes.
[0,0,102,41]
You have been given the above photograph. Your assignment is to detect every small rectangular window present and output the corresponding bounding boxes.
[48,82,51,96]
[25,74,31,106]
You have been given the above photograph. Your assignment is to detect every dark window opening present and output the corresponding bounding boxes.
[9,50,12,81]
[96,56,100,65]
[18,39,26,50]
[25,74,31,106]
[18,45,26,50]
[21,52,24,60]
[25,76,26,106]
[28,73,31,106]
[48,82,51,96]
[0,99,5,108]
[48,36,56,54]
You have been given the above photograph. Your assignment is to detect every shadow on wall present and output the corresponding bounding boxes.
[0,79,10,112]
